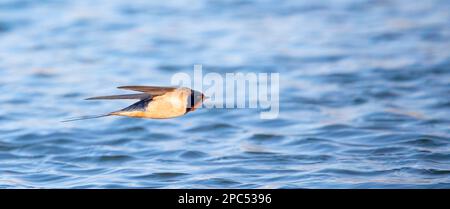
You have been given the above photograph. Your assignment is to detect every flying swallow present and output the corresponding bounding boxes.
[63,86,207,122]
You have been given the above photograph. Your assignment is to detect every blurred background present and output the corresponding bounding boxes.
[0,0,449,188]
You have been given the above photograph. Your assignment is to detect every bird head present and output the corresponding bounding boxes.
[186,90,208,112]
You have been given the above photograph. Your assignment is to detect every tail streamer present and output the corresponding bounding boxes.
[61,114,112,122]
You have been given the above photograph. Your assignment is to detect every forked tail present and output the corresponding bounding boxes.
[61,113,113,122]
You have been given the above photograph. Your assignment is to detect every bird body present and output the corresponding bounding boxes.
[63,86,206,122]
[112,87,192,119]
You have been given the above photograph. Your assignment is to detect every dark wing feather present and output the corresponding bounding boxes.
[116,97,152,112]
[117,86,177,96]
[85,93,150,100]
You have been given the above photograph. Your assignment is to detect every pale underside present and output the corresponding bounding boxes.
[112,88,191,119]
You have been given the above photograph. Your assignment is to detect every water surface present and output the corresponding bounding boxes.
[0,0,449,188]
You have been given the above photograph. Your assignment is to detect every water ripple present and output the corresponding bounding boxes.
[0,0,449,188]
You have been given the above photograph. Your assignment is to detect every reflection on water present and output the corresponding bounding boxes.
[0,0,449,188]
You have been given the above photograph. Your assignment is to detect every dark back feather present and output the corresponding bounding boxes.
[118,97,152,112]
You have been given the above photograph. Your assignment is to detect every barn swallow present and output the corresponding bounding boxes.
[63,86,207,122]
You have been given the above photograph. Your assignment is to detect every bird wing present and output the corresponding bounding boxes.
[115,97,153,112]
[85,93,150,100]
[117,86,177,96]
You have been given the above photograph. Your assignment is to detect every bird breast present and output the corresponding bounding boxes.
[142,89,190,119]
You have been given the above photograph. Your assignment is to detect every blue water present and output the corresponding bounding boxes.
[1,0,449,188]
